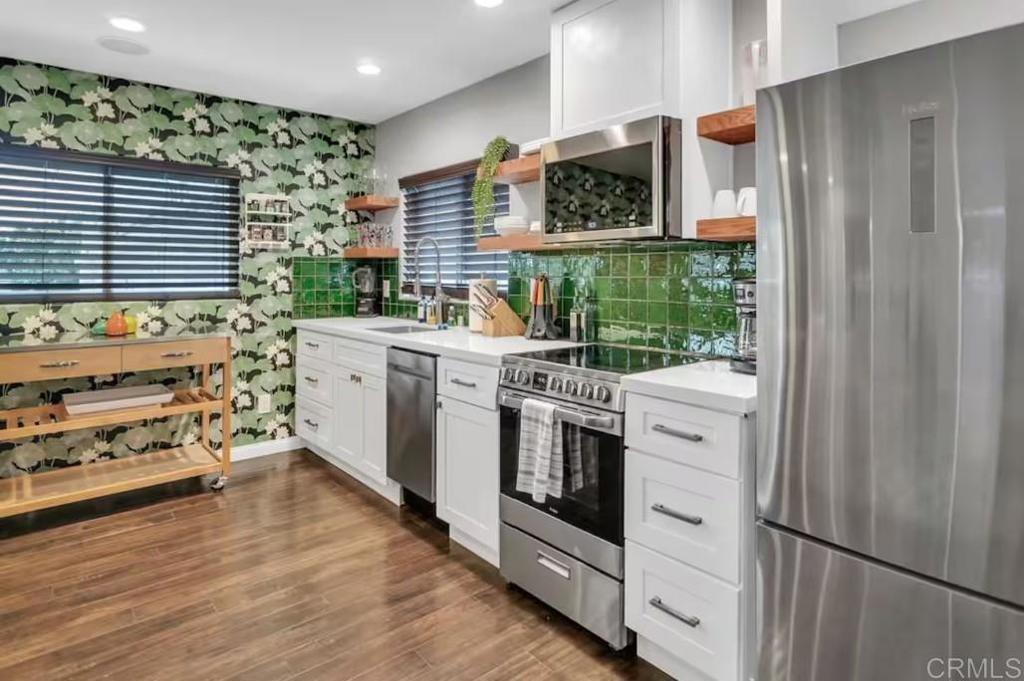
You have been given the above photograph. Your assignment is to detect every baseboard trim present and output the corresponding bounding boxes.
[231,436,304,462]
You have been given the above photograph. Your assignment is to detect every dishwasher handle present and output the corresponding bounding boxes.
[387,363,434,381]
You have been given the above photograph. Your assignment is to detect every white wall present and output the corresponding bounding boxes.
[765,0,840,84]
[374,56,549,269]
[838,0,1024,65]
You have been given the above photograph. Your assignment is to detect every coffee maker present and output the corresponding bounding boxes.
[352,266,379,317]
[730,278,756,374]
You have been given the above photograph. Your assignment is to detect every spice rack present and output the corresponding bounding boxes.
[243,193,292,250]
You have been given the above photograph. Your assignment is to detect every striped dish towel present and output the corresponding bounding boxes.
[515,398,563,502]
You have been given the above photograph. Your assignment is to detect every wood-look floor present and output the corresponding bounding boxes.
[0,451,670,681]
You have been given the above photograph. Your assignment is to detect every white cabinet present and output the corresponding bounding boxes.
[295,330,398,504]
[436,395,501,567]
[332,371,363,466]
[550,0,732,138]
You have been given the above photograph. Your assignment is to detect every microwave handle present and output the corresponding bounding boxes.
[498,392,614,430]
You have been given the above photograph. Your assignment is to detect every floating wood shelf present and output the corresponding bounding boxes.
[344,195,400,212]
[697,105,756,145]
[490,155,540,185]
[0,389,221,441]
[477,233,565,252]
[343,247,399,259]
[0,445,223,519]
[696,216,756,242]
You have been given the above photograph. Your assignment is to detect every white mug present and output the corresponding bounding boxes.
[712,190,738,218]
[737,187,757,217]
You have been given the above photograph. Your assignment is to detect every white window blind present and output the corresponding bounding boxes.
[0,144,240,303]
[401,171,509,290]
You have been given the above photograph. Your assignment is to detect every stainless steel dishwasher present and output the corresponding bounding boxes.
[386,347,437,501]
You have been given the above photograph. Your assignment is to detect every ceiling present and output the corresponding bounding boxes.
[833,0,922,24]
[0,0,556,124]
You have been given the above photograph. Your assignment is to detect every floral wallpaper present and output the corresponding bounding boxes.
[0,59,375,477]
[545,160,653,234]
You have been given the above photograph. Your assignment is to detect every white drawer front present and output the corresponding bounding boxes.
[437,357,499,409]
[296,398,332,451]
[297,331,332,363]
[626,541,739,681]
[625,393,743,479]
[333,336,386,377]
[626,451,740,583]
[296,356,333,405]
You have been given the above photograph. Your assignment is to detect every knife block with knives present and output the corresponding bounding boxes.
[470,281,526,338]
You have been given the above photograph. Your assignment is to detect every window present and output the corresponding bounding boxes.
[401,169,509,292]
[0,144,240,303]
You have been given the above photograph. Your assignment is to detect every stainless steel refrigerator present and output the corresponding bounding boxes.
[757,23,1024,681]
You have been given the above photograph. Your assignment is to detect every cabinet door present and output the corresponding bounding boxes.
[551,0,675,136]
[333,372,363,465]
[436,398,500,558]
[359,373,388,485]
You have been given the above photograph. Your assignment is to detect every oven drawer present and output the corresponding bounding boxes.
[333,336,386,377]
[296,398,331,451]
[500,523,630,650]
[438,357,498,409]
[626,450,741,583]
[625,393,743,479]
[296,356,332,405]
[297,331,332,363]
[626,540,739,681]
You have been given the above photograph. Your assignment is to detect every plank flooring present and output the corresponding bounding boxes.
[0,451,670,681]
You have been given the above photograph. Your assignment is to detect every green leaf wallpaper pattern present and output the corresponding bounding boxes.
[0,59,376,477]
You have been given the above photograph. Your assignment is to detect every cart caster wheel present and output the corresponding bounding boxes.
[210,476,228,491]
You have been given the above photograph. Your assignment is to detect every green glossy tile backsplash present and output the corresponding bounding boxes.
[293,240,755,358]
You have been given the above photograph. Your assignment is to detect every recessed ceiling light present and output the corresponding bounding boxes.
[97,36,150,55]
[356,61,381,76]
[475,0,504,7]
[109,16,146,32]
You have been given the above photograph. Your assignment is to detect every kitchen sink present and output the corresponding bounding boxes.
[373,325,441,334]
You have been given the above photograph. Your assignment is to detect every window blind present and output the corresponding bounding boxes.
[0,145,240,303]
[401,171,509,290]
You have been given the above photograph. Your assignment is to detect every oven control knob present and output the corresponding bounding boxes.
[502,367,514,382]
[564,380,578,396]
[515,369,530,385]
[549,377,563,393]
[595,386,611,403]
[579,383,594,400]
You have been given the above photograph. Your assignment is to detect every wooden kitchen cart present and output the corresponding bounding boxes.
[0,332,232,518]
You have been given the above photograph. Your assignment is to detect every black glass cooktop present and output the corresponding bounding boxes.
[512,344,704,375]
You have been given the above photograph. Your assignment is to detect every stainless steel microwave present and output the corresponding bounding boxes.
[540,116,682,244]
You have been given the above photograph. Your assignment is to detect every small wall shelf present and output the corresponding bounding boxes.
[343,247,399,259]
[477,233,565,252]
[696,216,756,242]
[344,195,400,212]
[697,105,756,145]
[490,155,541,185]
[243,193,292,251]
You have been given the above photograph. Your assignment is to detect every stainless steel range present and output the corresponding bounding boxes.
[497,344,702,650]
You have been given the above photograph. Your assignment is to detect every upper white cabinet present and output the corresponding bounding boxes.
[550,0,732,138]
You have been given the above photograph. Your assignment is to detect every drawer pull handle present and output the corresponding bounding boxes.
[651,503,703,526]
[652,423,704,442]
[39,360,80,369]
[161,351,194,358]
[451,378,477,389]
[650,596,700,628]
[305,342,320,349]
[303,418,319,430]
[304,376,319,384]
[536,551,571,580]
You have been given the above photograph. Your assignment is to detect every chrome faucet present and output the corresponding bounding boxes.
[413,237,447,317]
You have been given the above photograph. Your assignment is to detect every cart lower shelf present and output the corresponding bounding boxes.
[0,444,224,519]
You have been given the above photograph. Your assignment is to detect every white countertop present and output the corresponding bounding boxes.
[621,360,757,415]
[293,317,578,366]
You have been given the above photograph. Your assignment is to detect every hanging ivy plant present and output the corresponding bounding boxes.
[472,136,510,237]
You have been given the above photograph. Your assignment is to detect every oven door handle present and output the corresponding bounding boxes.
[499,392,614,429]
